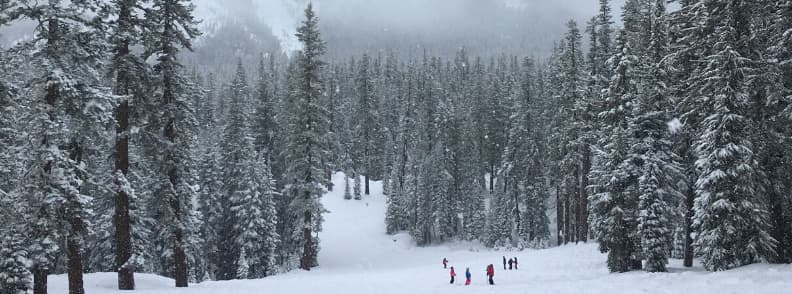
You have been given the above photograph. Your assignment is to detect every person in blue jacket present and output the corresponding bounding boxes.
[465,268,471,285]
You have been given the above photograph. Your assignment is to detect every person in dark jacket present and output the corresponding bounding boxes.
[450,266,456,284]
[508,258,513,270]
[513,257,518,270]
[465,267,471,285]
[502,256,507,270]
[443,257,448,269]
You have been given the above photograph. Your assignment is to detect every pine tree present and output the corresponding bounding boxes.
[631,0,683,273]
[8,1,116,293]
[667,0,701,268]
[107,0,150,288]
[216,61,252,280]
[757,0,792,264]
[353,53,382,195]
[0,230,31,294]
[253,55,278,161]
[589,31,640,273]
[687,0,775,272]
[281,3,332,270]
[144,0,200,286]
[557,20,585,245]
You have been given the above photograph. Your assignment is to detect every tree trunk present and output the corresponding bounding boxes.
[300,206,313,270]
[563,190,570,244]
[683,181,695,267]
[365,174,370,195]
[489,165,495,193]
[165,97,188,288]
[66,237,85,294]
[556,186,563,246]
[67,142,85,294]
[579,144,590,242]
[34,267,48,294]
[327,170,333,191]
[173,232,188,287]
[114,36,135,288]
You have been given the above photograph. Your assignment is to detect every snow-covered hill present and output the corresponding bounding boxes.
[48,173,792,294]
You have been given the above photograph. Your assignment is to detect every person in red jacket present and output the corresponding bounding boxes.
[486,264,494,285]
[442,257,448,269]
[449,266,456,284]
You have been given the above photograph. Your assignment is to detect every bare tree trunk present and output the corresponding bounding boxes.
[165,84,188,287]
[489,165,495,193]
[365,174,370,195]
[579,145,590,242]
[683,182,695,267]
[67,142,85,294]
[66,237,85,294]
[300,205,313,270]
[563,189,570,244]
[114,3,135,286]
[556,187,563,246]
[34,267,48,294]
[327,170,333,191]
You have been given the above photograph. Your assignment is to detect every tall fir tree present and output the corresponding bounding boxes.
[107,0,150,288]
[143,0,201,286]
[281,3,333,270]
[631,0,683,272]
[8,1,116,293]
[687,0,775,271]
[589,31,641,273]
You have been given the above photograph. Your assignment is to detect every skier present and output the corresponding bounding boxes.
[465,267,471,286]
[502,256,507,270]
[513,257,518,270]
[450,266,456,284]
[486,264,495,285]
[508,258,513,270]
[442,257,448,269]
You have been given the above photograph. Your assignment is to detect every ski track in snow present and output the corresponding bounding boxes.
[49,173,792,294]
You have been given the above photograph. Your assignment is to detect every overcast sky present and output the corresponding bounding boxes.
[194,0,626,55]
[3,0,627,57]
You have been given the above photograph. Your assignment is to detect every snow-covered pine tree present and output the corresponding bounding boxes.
[589,31,640,273]
[666,0,701,268]
[687,0,776,272]
[344,173,352,200]
[280,3,333,270]
[106,0,151,288]
[499,57,549,248]
[253,55,278,162]
[631,0,684,272]
[756,0,792,264]
[353,53,382,195]
[235,153,280,278]
[216,61,252,280]
[353,171,362,200]
[223,61,280,279]
[385,63,418,234]
[143,0,201,286]
[557,20,585,245]
[0,229,31,294]
[8,1,116,292]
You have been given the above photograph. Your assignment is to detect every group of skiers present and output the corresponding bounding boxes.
[503,256,518,270]
[443,257,511,286]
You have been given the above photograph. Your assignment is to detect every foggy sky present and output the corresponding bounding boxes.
[3,0,627,57]
[195,0,626,56]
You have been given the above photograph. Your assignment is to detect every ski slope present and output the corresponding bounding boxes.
[50,173,792,293]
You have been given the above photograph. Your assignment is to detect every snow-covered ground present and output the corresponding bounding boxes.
[50,173,792,293]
